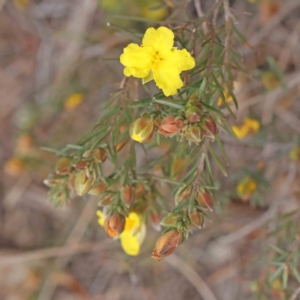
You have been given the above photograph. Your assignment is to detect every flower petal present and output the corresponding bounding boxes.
[160,48,195,72]
[96,210,105,226]
[120,231,140,256]
[153,68,183,96]
[120,43,154,78]
[142,27,174,52]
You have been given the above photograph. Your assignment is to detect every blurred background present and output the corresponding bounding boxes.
[1,0,300,299]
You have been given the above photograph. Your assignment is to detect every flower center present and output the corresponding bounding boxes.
[151,52,162,70]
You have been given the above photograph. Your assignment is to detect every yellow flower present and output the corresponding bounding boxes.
[218,89,233,106]
[4,158,25,177]
[289,146,300,162]
[64,93,84,111]
[97,211,145,256]
[120,26,195,96]
[237,176,257,201]
[232,118,260,139]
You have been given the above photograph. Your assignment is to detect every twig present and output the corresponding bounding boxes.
[0,240,112,266]
[166,254,218,300]
[290,286,300,300]
[194,0,208,34]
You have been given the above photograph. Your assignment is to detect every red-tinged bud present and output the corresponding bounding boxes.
[94,148,108,163]
[72,159,88,170]
[121,185,135,207]
[158,116,184,137]
[75,170,94,196]
[104,214,125,237]
[88,182,106,195]
[204,116,218,137]
[68,171,76,189]
[186,126,202,143]
[44,176,65,187]
[175,185,192,205]
[55,157,72,175]
[135,183,147,199]
[160,213,181,226]
[196,189,214,211]
[189,209,204,228]
[152,230,182,261]
[99,194,114,206]
[185,106,202,123]
[82,149,94,158]
[130,116,154,143]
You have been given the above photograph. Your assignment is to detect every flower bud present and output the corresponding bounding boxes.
[185,106,202,123]
[44,176,65,187]
[130,116,154,143]
[75,170,94,196]
[83,149,94,158]
[55,157,72,175]
[93,148,108,163]
[99,194,114,206]
[158,116,184,136]
[203,116,218,137]
[186,126,202,143]
[186,95,201,108]
[175,185,192,205]
[160,213,180,226]
[121,185,135,207]
[88,182,106,195]
[152,230,182,261]
[196,189,214,211]
[72,159,88,170]
[104,214,125,237]
[189,209,204,228]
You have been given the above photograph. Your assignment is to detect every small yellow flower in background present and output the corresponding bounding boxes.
[232,118,260,139]
[289,146,300,162]
[64,93,84,111]
[237,176,257,201]
[218,89,233,106]
[261,71,280,90]
[4,157,25,177]
[120,26,195,96]
[141,3,168,21]
[13,0,29,10]
[97,211,145,256]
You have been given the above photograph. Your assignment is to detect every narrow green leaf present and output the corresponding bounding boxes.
[154,99,184,110]
[208,146,228,177]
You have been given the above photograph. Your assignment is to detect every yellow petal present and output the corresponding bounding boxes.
[120,44,154,78]
[142,27,174,52]
[232,125,248,139]
[153,68,183,96]
[125,212,141,233]
[96,210,105,226]
[120,231,140,256]
[244,118,260,133]
[64,93,84,111]
[160,48,195,72]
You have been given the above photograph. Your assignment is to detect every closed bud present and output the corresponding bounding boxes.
[185,106,202,123]
[158,116,184,136]
[75,170,94,196]
[94,148,108,163]
[68,171,76,189]
[152,230,182,261]
[104,214,125,237]
[121,185,135,207]
[196,189,214,211]
[99,194,114,206]
[189,209,204,228]
[160,213,180,226]
[186,95,201,108]
[186,126,202,143]
[88,182,106,195]
[153,116,162,129]
[82,149,94,158]
[203,116,218,137]
[55,157,72,175]
[44,177,65,187]
[72,159,88,170]
[130,116,154,143]
[175,185,192,205]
